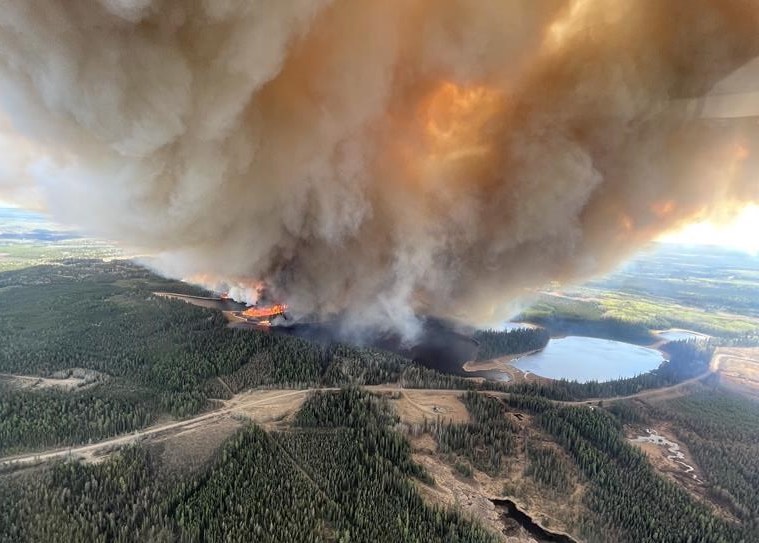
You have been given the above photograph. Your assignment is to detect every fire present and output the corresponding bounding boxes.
[242,303,288,320]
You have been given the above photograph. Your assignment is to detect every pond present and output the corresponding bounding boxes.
[512,336,665,382]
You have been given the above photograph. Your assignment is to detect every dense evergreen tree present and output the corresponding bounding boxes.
[473,328,550,361]
[435,391,518,475]
[0,392,496,543]
[505,395,751,543]
[0,386,155,456]
[654,390,759,527]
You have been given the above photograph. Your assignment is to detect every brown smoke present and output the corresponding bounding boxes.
[0,0,758,335]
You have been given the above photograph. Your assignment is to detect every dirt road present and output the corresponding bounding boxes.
[0,389,316,470]
[0,363,723,470]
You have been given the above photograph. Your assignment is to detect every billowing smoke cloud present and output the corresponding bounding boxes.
[0,0,758,336]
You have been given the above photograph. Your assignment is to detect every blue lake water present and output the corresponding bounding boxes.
[513,336,665,383]
[656,329,708,342]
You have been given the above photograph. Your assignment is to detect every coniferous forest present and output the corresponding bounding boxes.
[0,390,495,543]
[1,260,757,543]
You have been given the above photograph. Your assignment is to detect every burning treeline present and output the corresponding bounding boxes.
[0,0,758,336]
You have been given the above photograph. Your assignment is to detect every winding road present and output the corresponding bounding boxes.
[0,362,722,472]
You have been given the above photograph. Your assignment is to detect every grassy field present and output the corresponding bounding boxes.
[522,244,759,338]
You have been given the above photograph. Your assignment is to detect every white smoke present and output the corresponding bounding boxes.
[0,0,758,337]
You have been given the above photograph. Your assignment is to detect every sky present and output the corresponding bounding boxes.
[659,204,759,254]
[2,196,758,254]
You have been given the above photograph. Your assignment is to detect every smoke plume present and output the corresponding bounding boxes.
[1,0,758,335]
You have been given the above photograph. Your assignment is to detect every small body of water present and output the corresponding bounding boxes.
[631,429,700,482]
[492,499,577,543]
[513,336,665,382]
[657,329,709,342]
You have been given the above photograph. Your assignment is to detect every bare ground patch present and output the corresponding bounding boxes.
[151,417,243,475]
[462,356,549,385]
[224,388,311,428]
[389,390,470,425]
[0,369,102,392]
[627,423,737,521]
[403,409,586,543]
[713,347,759,398]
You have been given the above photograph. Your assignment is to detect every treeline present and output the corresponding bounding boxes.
[524,442,573,491]
[521,316,654,345]
[473,327,550,361]
[654,390,759,527]
[0,385,155,456]
[435,391,518,475]
[504,395,751,542]
[493,340,712,401]
[0,390,497,543]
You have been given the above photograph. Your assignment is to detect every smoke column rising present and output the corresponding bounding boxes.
[0,0,758,336]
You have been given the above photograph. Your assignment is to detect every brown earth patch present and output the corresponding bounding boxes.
[627,423,737,522]
[389,390,470,425]
[713,347,759,398]
[403,406,586,543]
[224,388,311,428]
[151,417,243,475]
[0,371,99,392]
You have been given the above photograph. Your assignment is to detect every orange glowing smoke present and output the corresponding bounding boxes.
[734,143,750,161]
[419,81,503,162]
[620,214,634,232]
[242,304,288,320]
[651,200,676,218]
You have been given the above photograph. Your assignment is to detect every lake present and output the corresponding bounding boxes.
[513,336,665,382]
[656,329,709,342]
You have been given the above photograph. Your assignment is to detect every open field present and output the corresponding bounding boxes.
[387,390,471,425]
[0,373,90,391]
[225,388,311,426]
[0,388,320,471]
[535,291,759,337]
[712,347,759,395]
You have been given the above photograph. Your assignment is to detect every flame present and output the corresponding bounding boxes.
[242,303,288,320]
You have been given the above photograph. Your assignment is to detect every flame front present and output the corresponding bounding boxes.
[242,304,288,320]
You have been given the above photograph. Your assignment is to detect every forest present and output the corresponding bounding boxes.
[435,390,518,475]
[0,260,450,454]
[473,327,550,361]
[501,393,753,543]
[0,260,721,456]
[0,389,495,543]
[654,390,759,528]
[0,384,155,456]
